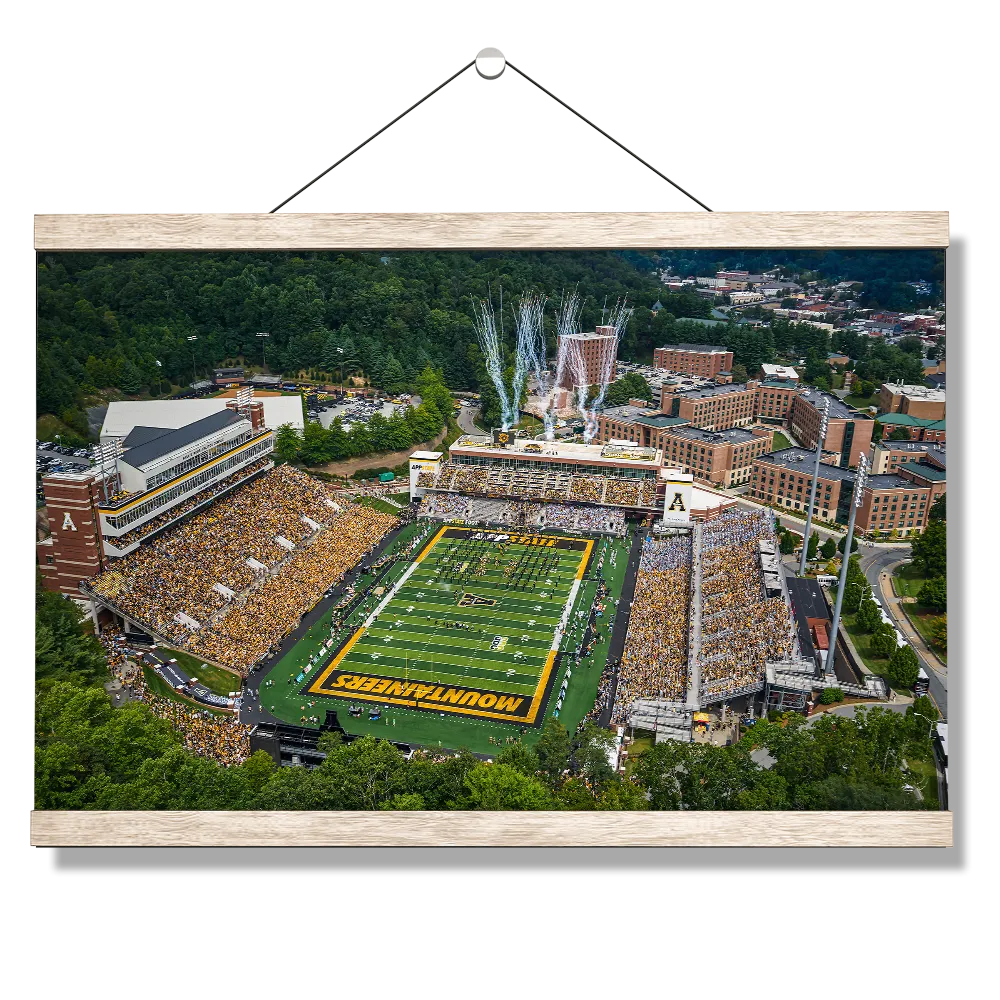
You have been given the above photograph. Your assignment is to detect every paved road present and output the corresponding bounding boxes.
[456,403,481,435]
[859,545,948,718]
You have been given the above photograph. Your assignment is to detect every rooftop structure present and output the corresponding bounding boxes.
[760,364,799,381]
[755,447,856,481]
[795,385,855,419]
[100,397,306,441]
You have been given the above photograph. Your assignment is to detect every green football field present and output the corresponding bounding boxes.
[305,525,594,724]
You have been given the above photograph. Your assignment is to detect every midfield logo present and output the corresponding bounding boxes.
[458,592,496,607]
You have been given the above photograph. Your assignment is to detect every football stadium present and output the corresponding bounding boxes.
[38,391,888,762]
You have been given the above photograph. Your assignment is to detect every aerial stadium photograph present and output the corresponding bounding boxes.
[34,247,949,812]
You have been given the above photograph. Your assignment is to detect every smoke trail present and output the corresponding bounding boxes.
[471,290,513,430]
[550,290,584,439]
[510,292,547,431]
[582,298,631,443]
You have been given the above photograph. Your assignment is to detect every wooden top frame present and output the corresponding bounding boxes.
[31,210,952,847]
[35,211,949,251]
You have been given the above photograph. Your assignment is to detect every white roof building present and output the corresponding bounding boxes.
[100,397,305,442]
[760,364,800,381]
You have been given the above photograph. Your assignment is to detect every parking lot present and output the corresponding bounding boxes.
[315,394,411,430]
[37,441,93,499]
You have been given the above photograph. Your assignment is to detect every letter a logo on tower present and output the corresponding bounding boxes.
[668,492,686,512]
[61,512,77,531]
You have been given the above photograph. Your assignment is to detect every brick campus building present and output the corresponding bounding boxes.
[557,327,619,389]
[878,382,946,421]
[749,446,946,536]
[652,343,733,378]
[37,397,281,597]
[597,380,873,486]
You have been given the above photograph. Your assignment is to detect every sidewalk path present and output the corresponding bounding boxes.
[860,549,948,717]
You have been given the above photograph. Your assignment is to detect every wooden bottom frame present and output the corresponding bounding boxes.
[31,811,952,847]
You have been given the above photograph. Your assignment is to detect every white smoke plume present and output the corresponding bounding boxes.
[471,289,513,430]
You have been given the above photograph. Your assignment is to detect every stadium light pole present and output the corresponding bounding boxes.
[798,398,830,576]
[256,331,270,371]
[187,335,198,384]
[827,453,867,680]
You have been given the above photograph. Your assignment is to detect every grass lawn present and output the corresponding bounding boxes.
[893,566,947,663]
[844,393,879,410]
[841,613,911,696]
[36,413,87,447]
[623,736,653,777]
[893,564,926,599]
[908,611,947,664]
[256,524,632,754]
[158,647,242,696]
[386,491,412,504]
[141,665,231,716]
[904,754,940,808]
[352,496,403,516]
[772,431,792,451]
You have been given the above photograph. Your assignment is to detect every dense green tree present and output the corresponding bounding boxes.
[870,630,898,659]
[464,763,552,810]
[838,534,859,554]
[35,584,107,690]
[273,423,301,463]
[494,742,540,777]
[573,721,617,789]
[888,644,920,689]
[299,421,333,465]
[911,520,947,578]
[918,577,947,611]
[820,537,837,560]
[928,493,946,522]
[534,718,572,781]
[842,581,864,614]
[856,598,882,633]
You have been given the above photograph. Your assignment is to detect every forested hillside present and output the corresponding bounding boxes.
[36,248,942,435]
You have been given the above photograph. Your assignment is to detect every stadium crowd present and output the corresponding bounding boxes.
[91,466,397,674]
[697,510,795,701]
[98,633,252,767]
[415,461,658,510]
[110,457,273,549]
[612,534,692,723]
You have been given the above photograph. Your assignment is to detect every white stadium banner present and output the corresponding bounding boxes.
[661,472,694,526]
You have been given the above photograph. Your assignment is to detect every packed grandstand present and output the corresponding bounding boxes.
[88,465,397,675]
[416,461,659,509]
[610,509,795,724]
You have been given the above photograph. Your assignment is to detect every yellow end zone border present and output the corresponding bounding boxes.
[305,526,593,725]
